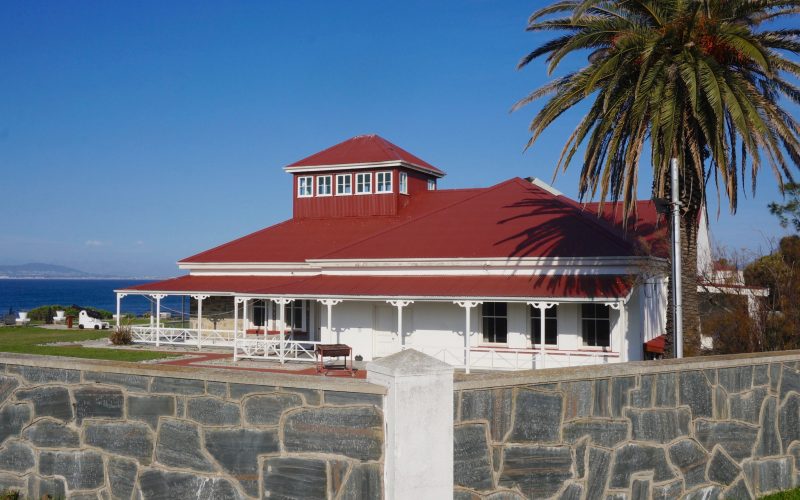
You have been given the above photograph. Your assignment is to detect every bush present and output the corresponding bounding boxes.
[109,326,133,345]
[27,305,114,322]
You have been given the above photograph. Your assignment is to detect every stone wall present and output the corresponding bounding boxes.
[453,351,800,499]
[0,354,385,499]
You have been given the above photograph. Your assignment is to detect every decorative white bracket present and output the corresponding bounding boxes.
[528,301,556,310]
[149,294,167,300]
[190,294,210,301]
[116,293,128,299]
[318,299,343,307]
[608,301,624,311]
[388,300,414,308]
[274,297,294,306]
[454,301,482,309]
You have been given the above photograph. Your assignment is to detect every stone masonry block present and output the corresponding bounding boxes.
[562,419,628,448]
[127,394,175,429]
[107,456,137,500]
[205,428,280,497]
[0,404,31,445]
[460,388,514,442]
[186,397,241,426]
[453,423,494,491]
[83,421,153,464]
[83,371,150,392]
[283,406,383,461]
[242,393,303,426]
[499,445,573,498]
[15,386,73,421]
[730,387,769,424]
[679,370,713,419]
[667,439,709,489]
[0,441,35,473]
[149,376,205,395]
[39,450,104,490]
[8,365,79,384]
[22,420,80,448]
[695,420,759,462]
[73,386,123,423]
[707,447,741,486]
[627,407,690,444]
[139,468,242,500]
[610,443,675,488]
[155,418,215,472]
[509,389,562,443]
[719,366,754,394]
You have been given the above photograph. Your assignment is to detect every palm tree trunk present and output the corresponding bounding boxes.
[663,165,703,358]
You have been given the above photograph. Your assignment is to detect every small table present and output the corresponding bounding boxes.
[315,344,354,376]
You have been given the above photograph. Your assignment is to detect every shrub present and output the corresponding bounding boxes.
[109,325,133,346]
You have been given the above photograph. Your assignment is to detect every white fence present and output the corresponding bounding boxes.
[402,345,618,372]
[130,326,236,348]
[234,337,321,363]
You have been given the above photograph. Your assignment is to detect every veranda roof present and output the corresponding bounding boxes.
[118,274,634,301]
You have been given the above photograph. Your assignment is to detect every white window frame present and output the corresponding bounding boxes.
[297,176,314,198]
[530,305,558,347]
[481,302,508,345]
[356,172,372,195]
[428,179,436,191]
[376,171,393,194]
[581,303,611,349]
[399,172,408,194]
[316,175,332,197]
[336,174,352,196]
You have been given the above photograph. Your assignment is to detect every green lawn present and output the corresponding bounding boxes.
[763,489,800,500]
[0,326,172,362]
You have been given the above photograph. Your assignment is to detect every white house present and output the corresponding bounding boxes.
[117,134,705,371]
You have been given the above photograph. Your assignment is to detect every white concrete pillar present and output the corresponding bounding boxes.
[317,299,342,344]
[367,349,454,500]
[387,300,413,351]
[151,294,166,347]
[454,301,481,374]
[191,295,208,351]
[528,301,556,369]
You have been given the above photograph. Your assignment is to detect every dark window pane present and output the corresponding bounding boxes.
[597,321,610,347]
[496,319,507,343]
[582,320,595,346]
[253,302,265,327]
[545,318,558,345]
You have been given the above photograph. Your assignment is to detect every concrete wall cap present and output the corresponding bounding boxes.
[367,349,454,377]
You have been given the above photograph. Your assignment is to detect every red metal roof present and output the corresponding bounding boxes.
[121,274,633,300]
[582,200,669,259]
[181,179,656,264]
[285,135,445,176]
[322,178,636,260]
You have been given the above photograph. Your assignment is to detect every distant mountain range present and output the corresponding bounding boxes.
[0,263,114,279]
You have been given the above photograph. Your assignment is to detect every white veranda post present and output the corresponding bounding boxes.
[529,302,556,369]
[609,301,627,362]
[233,297,243,362]
[191,295,209,351]
[115,293,127,329]
[274,298,293,364]
[454,301,481,374]
[318,299,342,344]
[387,300,413,350]
[151,294,166,347]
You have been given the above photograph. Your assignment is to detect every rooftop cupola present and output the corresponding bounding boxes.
[284,135,445,219]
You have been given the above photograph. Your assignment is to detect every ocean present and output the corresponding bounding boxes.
[0,279,188,316]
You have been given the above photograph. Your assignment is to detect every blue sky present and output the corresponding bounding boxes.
[0,1,795,277]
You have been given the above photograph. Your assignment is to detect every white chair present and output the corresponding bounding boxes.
[15,312,30,326]
[53,310,66,324]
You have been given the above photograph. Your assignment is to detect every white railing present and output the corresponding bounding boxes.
[401,345,619,371]
[131,326,236,347]
[235,337,321,363]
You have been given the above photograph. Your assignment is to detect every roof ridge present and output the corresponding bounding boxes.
[315,179,517,259]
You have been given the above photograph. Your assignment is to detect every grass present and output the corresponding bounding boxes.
[763,489,800,499]
[0,326,172,362]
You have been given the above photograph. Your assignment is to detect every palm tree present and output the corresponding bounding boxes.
[515,0,800,356]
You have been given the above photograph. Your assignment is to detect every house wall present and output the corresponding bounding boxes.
[320,299,639,365]
[0,354,385,500]
[452,350,800,499]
